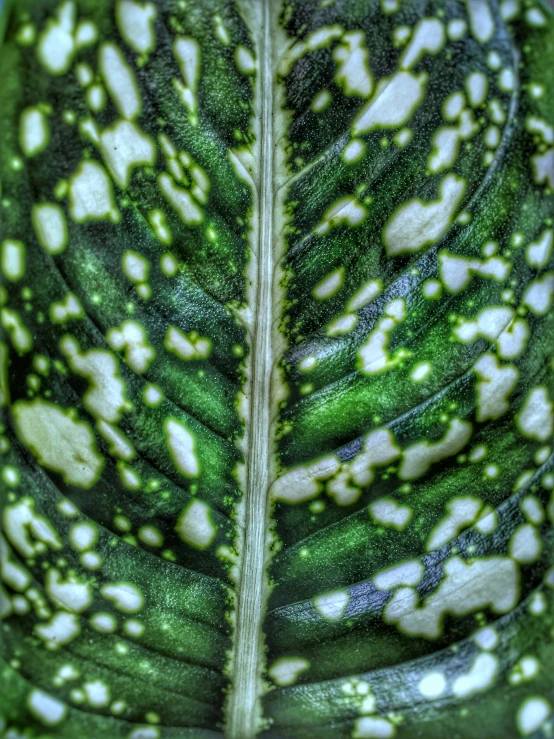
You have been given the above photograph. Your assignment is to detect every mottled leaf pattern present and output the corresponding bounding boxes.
[1,1,554,738]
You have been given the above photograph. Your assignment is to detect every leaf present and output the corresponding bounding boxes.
[1,0,554,737]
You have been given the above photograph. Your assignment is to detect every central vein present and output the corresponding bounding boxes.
[227,2,276,736]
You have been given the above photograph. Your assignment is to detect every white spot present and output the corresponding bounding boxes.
[158,173,203,224]
[522,273,554,316]
[28,689,67,726]
[235,45,255,75]
[358,298,407,375]
[99,42,142,119]
[32,203,68,254]
[374,560,424,590]
[90,612,117,633]
[347,279,382,311]
[427,497,482,551]
[269,657,309,687]
[84,680,110,707]
[107,320,155,373]
[343,138,366,163]
[384,174,465,256]
[517,697,551,736]
[20,107,49,157]
[99,120,155,189]
[418,671,447,699]
[314,196,366,235]
[526,230,552,269]
[465,71,489,107]
[116,0,157,55]
[101,582,143,613]
[474,626,498,651]
[509,523,542,564]
[453,653,498,697]
[517,387,553,442]
[271,455,340,504]
[353,71,427,135]
[410,362,432,382]
[400,419,472,480]
[399,18,445,70]
[353,716,396,739]
[313,590,349,621]
[12,400,104,488]
[69,161,120,223]
[473,353,518,422]
[35,612,80,650]
[466,0,495,43]
[369,498,412,530]
[46,569,92,613]
[36,1,76,75]
[333,31,373,98]
[1,240,25,282]
[176,499,216,549]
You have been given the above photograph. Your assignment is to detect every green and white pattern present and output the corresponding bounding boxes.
[1,0,554,736]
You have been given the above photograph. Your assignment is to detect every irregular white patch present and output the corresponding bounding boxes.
[101,582,143,613]
[99,120,156,189]
[517,387,553,442]
[60,336,128,423]
[46,569,92,613]
[358,298,407,375]
[165,326,211,360]
[174,37,201,115]
[428,109,479,174]
[454,306,529,360]
[453,653,498,697]
[314,196,366,235]
[353,71,427,135]
[1,308,33,353]
[28,689,67,726]
[32,203,68,254]
[50,292,84,323]
[271,455,340,503]
[510,655,540,685]
[158,173,203,224]
[467,0,495,43]
[1,240,25,281]
[107,320,155,374]
[36,1,76,75]
[374,560,424,590]
[20,107,50,157]
[97,420,135,461]
[313,590,349,621]
[418,671,447,699]
[116,0,157,55]
[522,273,554,315]
[473,353,518,422]
[385,555,519,638]
[333,31,373,97]
[517,697,551,736]
[347,279,382,311]
[384,174,466,256]
[176,499,216,549]
[526,117,554,145]
[439,251,511,293]
[400,419,472,480]
[400,18,446,70]
[11,399,104,488]
[509,523,542,564]
[532,149,554,189]
[268,657,309,687]
[84,680,110,707]
[526,230,552,269]
[35,612,80,650]
[369,498,412,530]
[99,42,142,119]
[427,497,482,551]
[69,161,120,223]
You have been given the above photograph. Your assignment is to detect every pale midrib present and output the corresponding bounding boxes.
[226,2,275,738]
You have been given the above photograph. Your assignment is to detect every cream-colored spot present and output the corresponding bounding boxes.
[453,653,498,697]
[374,560,424,590]
[271,455,340,504]
[235,45,255,75]
[427,497,482,550]
[50,292,84,323]
[173,37,201,117]
[465,71,489,107]
[384,174,465,256]
[158,173,203,224]
[12,399,104,488]
[314,196,366,235]
[400,18,445,70]
[176,499,216,549]
[522,273,554,316]
[347,279,382,311]
[517,697,551,736]
[467,0,495,42]
[418,672,447,699]
[526,230,552,269]
[439,251,510,293]
[35,612,80,650]
[97,420,135,461]
[353,716,396,739]
[313,268,344,299]
[46,569,92,613]
[509,523,542,564]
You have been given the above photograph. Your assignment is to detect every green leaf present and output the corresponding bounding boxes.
[1,1,554,737]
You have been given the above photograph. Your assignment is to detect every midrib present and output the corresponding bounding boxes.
[226,2,275,737]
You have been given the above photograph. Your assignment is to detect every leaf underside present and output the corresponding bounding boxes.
[1,0,554,737]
